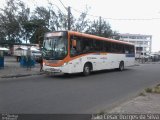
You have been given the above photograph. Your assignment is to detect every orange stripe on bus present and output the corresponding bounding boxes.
[43,52,108,67]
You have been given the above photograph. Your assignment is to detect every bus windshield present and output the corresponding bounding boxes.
[43,36,68,60]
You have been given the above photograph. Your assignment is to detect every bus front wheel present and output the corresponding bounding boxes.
[119,61,124,71]
[83,63,91,76]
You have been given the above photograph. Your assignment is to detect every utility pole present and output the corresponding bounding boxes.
[68,6,71,30]
[99,16,102,36]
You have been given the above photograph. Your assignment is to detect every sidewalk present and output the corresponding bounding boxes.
[108,85,160,114]
[135,59,160,65]
[109,93,160,114]
[0,56,43,78]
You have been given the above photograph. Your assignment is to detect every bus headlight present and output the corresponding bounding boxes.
[63,62,68,66]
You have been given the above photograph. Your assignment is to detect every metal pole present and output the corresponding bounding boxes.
[68,6,71,30]
[99,16,102,36]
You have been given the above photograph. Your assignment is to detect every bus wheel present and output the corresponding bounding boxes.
[83,63,91,76]
[119,61,124,71]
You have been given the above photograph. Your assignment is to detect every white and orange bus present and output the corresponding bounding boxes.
[42,31,135,75]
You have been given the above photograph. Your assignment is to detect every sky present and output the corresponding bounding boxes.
[0,0,160,52]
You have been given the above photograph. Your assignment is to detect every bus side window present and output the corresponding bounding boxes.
[70,36,77,57]
[130,46,135,54]
[106,42,112,52]
[125,45,133,54]
[112,43,118,53]
[125,50,129,54]
[70,36,84,56]
[122,45,125,53]
[118,44,125,53]
[76,40,82,53]
[81,38,92,53]
[70,47,77,56]
[92,40,102,52]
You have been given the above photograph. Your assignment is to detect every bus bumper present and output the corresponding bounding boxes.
[43,65,63,74]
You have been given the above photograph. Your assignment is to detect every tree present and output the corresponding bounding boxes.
[29,6,52,44]
[22,20,39,43]
[26,19,49,44]
[0,0,21,44]
[0,0,31,44]
[85,20,99,35]
[73,10,89,32]
[18,1,30,43]
[32,6,50,27]
[55,10,67,31]
[0,0,119,46]
[85,18,119,39]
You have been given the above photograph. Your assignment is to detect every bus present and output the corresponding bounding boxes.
[42,31,135,75]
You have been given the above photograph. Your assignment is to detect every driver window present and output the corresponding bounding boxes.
[70,36,77,57]
[70,36,82,57]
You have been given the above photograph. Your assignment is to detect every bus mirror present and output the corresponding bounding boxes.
[72,40,77,47]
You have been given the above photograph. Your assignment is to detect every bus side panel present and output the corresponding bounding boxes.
[43,53,135,74]
[66,53,133,73]
[125,57,135,67]
[67,53,127,72]
[64,54,103,73]
[67,57,84,73]
[102,53,125,69]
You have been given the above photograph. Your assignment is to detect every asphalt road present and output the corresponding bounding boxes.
[0,63,160,114]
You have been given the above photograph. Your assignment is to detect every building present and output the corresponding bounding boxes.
[119,33,152,58]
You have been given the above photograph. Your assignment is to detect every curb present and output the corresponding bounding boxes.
[0,72,45,79]
[134,64,140,66]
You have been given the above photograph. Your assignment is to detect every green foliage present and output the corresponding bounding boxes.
[145,88,152,93]
[85,19,119,39]
[153,85,160,94]
[144,85,160,94]
[30,25,50,45]
[139,92,146,96]
[73,7,90,32]
[0,0,119,45]
[0,0,29,44]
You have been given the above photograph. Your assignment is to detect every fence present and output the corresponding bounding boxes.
[20,56,35,67]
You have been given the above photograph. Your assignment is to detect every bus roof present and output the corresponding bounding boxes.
[68,31,134,46]
[45,31,134,46]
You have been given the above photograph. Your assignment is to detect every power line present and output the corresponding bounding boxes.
[102,17,160,21]
[48,0,70,30]
[71,7,99,18]
[49,3,66,16]
[71,7,160,21]
[57,0,71,30]
[46,0,65,15]
[58,0,68,12]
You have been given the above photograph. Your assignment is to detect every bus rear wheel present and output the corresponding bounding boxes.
[83,63,91,76]
[119,61,124,71]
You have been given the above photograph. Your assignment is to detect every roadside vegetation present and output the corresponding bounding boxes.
[145,84,160,94]
[139,84,160,95]
[139,92,146,96]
